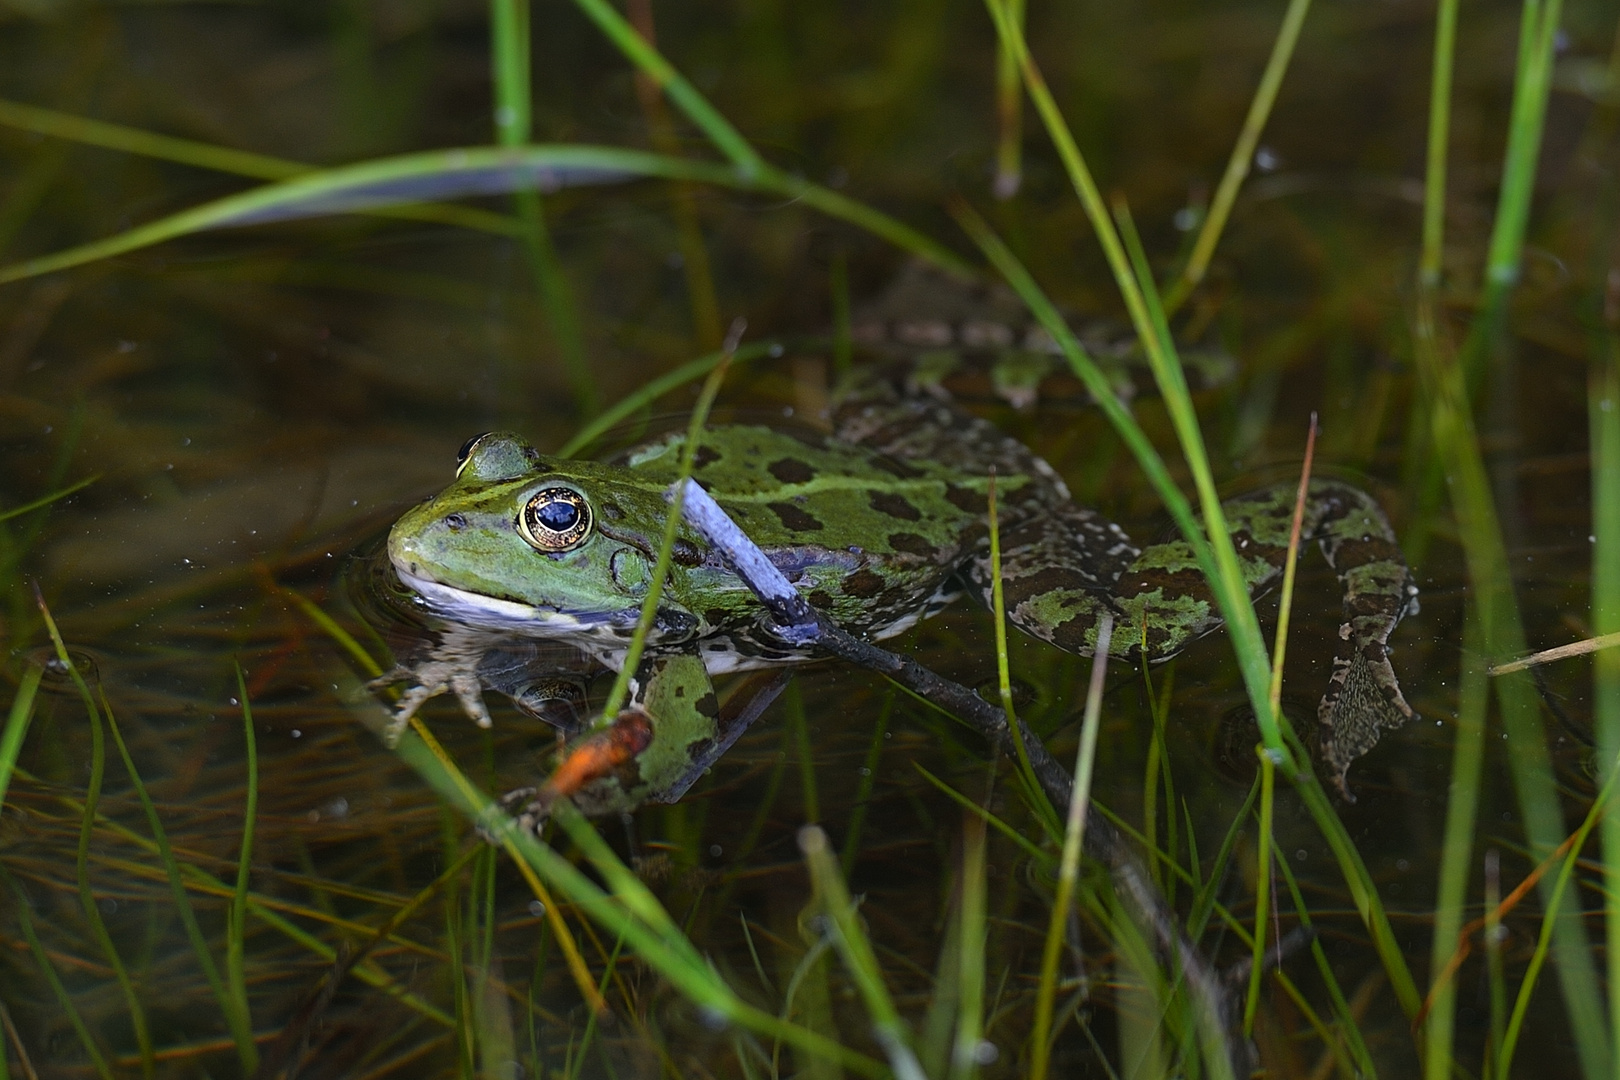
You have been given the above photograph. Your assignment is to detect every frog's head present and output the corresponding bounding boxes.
[388,432,696,636]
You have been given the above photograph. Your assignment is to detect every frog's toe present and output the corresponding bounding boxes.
[1318,643,1414,800]
[449,672,493,728]
[379,681,445,746]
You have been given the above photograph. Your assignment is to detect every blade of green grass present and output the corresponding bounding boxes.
[226,665,258,1068]
[493,0,595,415]
[839,688,893,878]
[1497,747,1620,1077]
[987,472,1060,837]
[0,664,42,812]
[979,0,1424,1014]
[0,97,524,237]
[955,201,1420,1016]
[99,689,260,1073]
[911,763,1053,866]
[0,143,968,287]
[949,810,989,1080]
[1244,748,1276,1037]
[800,825,929,1080]
[1423,610,1490,1080]
[1419,0,1460,288]
[397,712,887,1077]
[555,339,783,458]
[0,474,99,523]
[562,0,763,178]
[1273,847,1379,1078]
[1030,613,1113,1080]
[596,325,738,723]
[1414,290,1610,1077]
[73,662,152,1078]
[1167,0,1313,305]
[1592,337,1620,1067]
[1247,415,1316,1035]
[787,684,821,824]
[1,866,114,1080]
[991,0,1025,199]
[38,601,263,1075]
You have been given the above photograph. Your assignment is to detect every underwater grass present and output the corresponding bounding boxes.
[1029,613,1113,1080]
[492,0,594,416]
[1593,340,1620,1069]
[1166,0,1313,306]
[1407,0,1609,1066]
[395,712,889,1077]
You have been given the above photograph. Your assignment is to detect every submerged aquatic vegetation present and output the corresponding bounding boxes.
[0,0,1616,1077]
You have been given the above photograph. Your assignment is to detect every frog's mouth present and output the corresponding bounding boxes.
[392,565,633,638]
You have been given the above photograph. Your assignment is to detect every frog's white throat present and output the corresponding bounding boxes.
[394,567,631,638]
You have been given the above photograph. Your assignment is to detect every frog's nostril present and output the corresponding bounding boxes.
[444,513,468,530]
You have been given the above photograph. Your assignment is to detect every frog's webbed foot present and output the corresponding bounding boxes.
[1318,632,1414,800]
[367,652,494,747]
[1309,480,1422,797]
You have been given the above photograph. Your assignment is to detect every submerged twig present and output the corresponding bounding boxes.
[670,477,1247,1073]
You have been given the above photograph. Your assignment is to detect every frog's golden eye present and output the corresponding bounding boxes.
[520,487,592,551]
[455,432,495,477]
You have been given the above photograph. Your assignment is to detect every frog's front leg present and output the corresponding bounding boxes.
[984,479,1418,794]
[506,652,721,827]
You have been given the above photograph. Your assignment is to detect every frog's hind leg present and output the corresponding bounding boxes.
[977,479,1417,795]
[964,502,1144,657]
[1134,478,1418,796]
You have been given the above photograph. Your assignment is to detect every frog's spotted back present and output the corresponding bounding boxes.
[847,258,1236,409]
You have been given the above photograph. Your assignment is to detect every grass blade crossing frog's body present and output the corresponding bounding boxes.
[384,366,1418,817]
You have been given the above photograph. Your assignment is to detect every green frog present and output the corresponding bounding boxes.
[381,367,1419,820]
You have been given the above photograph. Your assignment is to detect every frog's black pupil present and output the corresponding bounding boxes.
[537,499,580,533]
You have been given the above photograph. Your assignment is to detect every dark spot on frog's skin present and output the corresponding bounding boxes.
[768,458,816,484]
[842,569,886,598]
[944,484,984,513]
[674,686,685,698]
[672,539,704,567]
[692,446,722,470]
[768,501,824,532]
[868,490,921,521]
[887,532,935,557]
[695,691,720,718]
[601,501,624,521]
[704,608,729,626]
[443,512,468,530]
[807,589,835,609]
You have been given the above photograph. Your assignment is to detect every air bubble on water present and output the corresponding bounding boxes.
[973,1041,999,1065]
[529,900,546,917]
[709,844,723,857]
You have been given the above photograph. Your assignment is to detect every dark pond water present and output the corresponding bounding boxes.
[1,1,1616,1077]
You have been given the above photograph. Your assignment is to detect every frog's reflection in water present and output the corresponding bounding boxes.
[350,539,788,820]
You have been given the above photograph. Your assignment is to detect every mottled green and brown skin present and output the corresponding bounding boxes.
[385,369,1417,815]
